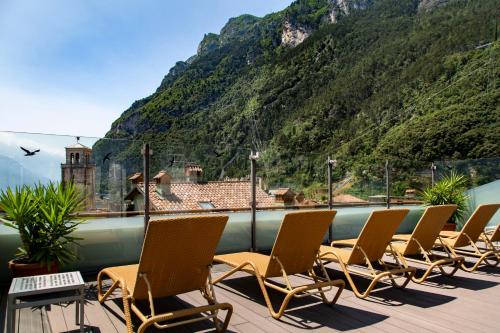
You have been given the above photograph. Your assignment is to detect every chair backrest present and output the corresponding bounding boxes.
[132,215,228,300]
[265,210,336,278]
[348,209,409,265]
[453,204,500,247]
[402,205,457,255]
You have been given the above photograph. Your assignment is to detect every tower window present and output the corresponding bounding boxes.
[75,153,80,164]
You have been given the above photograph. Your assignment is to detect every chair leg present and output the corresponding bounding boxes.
[135,302,233,333]
[338,260,414,298]
[97,272,134,333]
[120,285,134,333]
[310,270,345,306]
[97,270,120,303]
[448,245,499,272]
[214,260,344,319]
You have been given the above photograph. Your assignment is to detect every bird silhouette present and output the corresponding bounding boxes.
[102,152,112,164]
[169,156,175,167]
[20,147,40,156]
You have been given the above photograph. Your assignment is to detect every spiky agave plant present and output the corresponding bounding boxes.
[421,172,469,224]
[0,182,85,268]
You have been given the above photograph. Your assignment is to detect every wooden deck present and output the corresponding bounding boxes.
[2,256,499,333]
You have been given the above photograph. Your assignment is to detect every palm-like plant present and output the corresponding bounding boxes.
[421,172,469,224]
[0,182,85,268]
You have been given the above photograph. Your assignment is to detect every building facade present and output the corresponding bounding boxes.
[61,141,96,210]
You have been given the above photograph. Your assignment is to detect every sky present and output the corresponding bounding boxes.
[0,0,292,138]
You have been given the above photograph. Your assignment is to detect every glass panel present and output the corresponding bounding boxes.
[333,159,386,205]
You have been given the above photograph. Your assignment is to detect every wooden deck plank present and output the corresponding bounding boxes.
[3,259,500,333]
[46,303,68,333]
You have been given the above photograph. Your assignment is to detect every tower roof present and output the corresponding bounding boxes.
[65,142,91,150]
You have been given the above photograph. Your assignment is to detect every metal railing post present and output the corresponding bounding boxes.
[385,160,391,209]
[327,157,337,243]
[250,151,259,252]
[143,143,151,235]
[431,162,437,186]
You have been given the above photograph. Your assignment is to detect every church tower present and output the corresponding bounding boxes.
[61,137,96,210]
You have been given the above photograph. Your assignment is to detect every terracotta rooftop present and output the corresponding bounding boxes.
[128,173,143,181]
[135,181,275,211]
[274,188,295,196]
[153,170,169,180]
[333,194,368,203]
[185,163,203,172]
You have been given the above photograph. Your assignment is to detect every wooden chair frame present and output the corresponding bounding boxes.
[437,234,499,272]
[437,204,500,272]
[98,266,232,333]
[213,253,344,319]
[386,205,464,283]
[214,210,345,319]
[97,216,233,333]
[389,237,463,283]
[320,244,415,299]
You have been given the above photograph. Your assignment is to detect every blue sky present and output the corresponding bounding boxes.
[0,0,292,137]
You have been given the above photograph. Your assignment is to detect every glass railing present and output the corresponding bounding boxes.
[1,130,499,283]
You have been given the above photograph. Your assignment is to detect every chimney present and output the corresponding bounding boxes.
[184,163,203,183]
[153,170,171,198]
[128,172,144,185]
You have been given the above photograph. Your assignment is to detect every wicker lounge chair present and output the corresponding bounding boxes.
[389,205,464,283]
[97,216,233,333]
[437,203,500,271]
[319,209,415,299]
[213,211,345,319]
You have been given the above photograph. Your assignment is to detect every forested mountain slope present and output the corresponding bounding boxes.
[94,0,499,187]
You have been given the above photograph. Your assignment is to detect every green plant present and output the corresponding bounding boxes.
[421,172,469,224]
[0,182,85,268]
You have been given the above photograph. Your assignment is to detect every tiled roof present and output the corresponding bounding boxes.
[333,194,367,203]
[65,143,91,149]
[153,170,169,180]
[185,163,203,172]
[137,181,276,211]
[274,188,295,196]
[129,173,143,181]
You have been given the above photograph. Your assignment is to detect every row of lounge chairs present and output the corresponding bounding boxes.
[97,204,499,332]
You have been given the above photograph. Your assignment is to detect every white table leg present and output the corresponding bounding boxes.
[80,287,85,333]
[6,296,16,333]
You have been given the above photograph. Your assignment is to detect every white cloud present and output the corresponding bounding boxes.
[0,85,120,137]
[0,132,65,157]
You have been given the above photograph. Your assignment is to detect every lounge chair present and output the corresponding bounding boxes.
[213,211,345,319]
[97,216,233,333]
[389,205,464,283]
[437,203,500,271]
[319,209,415,299]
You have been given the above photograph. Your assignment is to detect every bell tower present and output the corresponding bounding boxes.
[61,137,96,210]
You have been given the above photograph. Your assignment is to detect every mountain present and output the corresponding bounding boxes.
[0,155,51,191]
[94,0,499,194]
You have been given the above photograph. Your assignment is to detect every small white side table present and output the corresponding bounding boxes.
[7,271,85,333]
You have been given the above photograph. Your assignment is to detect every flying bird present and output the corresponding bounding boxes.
[102,152,112,163]
[20,147,40,156]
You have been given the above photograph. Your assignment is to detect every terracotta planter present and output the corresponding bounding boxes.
[8,260,58,278]
[442,223,457,232]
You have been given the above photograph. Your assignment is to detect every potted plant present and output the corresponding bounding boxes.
[421,172,469,231]
[0,182,84,277]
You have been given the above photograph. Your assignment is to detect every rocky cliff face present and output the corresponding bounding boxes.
[418,0,451,12]
[281,21,312,47]
[282,0,373,47]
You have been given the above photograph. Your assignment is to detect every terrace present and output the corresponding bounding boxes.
[0,131,499,332]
